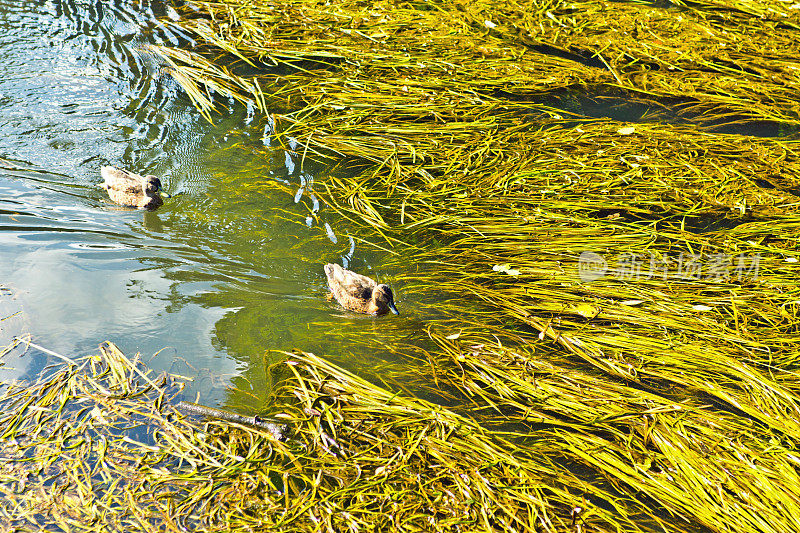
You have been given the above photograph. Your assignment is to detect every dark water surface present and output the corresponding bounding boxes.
[0,0,423,409]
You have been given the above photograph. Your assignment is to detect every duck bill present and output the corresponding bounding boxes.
[158,186,172,198]
[388,302,400,315]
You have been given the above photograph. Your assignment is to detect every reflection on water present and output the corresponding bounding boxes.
[0,0,430,409]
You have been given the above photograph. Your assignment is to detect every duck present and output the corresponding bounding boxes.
[100,166,167,209]
[324,263,399,316]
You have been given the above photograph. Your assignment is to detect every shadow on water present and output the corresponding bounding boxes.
[527,87,800,138]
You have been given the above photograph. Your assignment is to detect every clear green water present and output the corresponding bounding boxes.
[0,0,428,410]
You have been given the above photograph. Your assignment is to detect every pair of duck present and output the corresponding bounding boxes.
[100,166,400,316]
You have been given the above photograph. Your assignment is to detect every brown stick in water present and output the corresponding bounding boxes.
[176,401,286,441]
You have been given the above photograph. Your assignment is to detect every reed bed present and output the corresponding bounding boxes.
[2,0,798,530]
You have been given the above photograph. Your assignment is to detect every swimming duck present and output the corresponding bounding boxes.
[100,166,166,209]
[324,263,399,316]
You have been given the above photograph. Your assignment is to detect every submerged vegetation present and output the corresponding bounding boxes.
[3,0,800,531]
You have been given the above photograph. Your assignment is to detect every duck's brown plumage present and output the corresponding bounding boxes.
[324,263,399,316]
[101,166,163,209]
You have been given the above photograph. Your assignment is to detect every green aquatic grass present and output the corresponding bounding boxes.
[151,0,800,531]
[2,0,800,531]
[0,341,665,532]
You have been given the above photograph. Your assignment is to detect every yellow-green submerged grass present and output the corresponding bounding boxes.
[152,0,800,531]
[0,342,657,532]
[3,0,800,531]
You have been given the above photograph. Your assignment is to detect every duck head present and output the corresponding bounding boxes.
[374,284,399,315]
[144,176,170,198]
[144,176,162,194]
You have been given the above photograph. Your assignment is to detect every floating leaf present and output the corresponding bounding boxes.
[493,264,520,275]
[90,406,109,425]
[574,303,601,319]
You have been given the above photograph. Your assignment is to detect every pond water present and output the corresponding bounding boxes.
[0,0,429,410]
